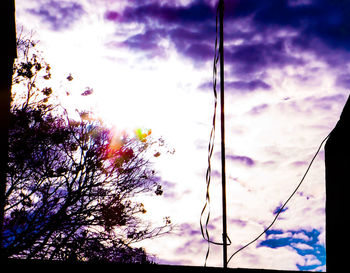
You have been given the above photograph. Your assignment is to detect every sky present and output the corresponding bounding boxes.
[13,0,350,271]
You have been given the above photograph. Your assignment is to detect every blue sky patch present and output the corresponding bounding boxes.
[258,229,326,271]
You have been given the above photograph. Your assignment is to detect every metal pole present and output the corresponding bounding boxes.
[219,0,228,269]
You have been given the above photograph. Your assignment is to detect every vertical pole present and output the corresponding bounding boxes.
[219,0,228,269]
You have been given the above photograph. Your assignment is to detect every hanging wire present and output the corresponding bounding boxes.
[200,2,231,267]
[201,0,331,267]
[227,132,331,265]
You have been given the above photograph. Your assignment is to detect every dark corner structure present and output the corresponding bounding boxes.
[0,0,17,261]
[0,0,348,272]
[325,94,350,272]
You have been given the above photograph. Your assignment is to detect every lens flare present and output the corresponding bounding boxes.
[135,128,152,142]
[105,127,124,154]
[104,127,152,164]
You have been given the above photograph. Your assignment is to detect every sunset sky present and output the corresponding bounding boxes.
[14,0,350,271]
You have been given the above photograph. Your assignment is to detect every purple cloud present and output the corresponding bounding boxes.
[161,180,178,199]
[104,11,119,21]
[198,81,212,91]
[108,0,350,73]
[226,79,271,92]
[246,0,350,51]
[174,223,209,256]
[226,154,255,167]
[226,40,305,76]
[209,170,221,178]
[230,219,248,227]
[120,1,214,25]
[123,28,167,53]
[291,160,309,167]
[183,43,213,62]
[335,74,350,89]
[304,94,347,111]
[29,0,84,31]
[249,103,269,115]
[199,79,271,93]
[179,223,202,237]
[114,1,216,59]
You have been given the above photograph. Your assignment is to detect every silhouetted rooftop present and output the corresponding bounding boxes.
[4,259,306,273]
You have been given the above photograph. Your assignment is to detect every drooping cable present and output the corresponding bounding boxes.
[199,3,219,263]
[227,132,331,266]
[201,0,330,267]
[200,2,231,267]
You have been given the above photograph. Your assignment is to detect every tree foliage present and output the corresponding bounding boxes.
[4,36,172,263]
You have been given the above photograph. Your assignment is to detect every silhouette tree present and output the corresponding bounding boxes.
[3,37,171,263]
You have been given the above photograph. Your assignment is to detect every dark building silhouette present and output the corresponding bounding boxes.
[325,94,350,272]
[0,0,17,260]
[1,258,306,272]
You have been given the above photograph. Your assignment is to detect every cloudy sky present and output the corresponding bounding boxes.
[14,0,350,271]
